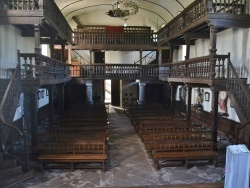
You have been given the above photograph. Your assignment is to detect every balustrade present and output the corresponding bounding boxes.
[158,0,246,43]
[159,54,229,80]
[19,53,71,80]
[70,64,159,79]
[0,0,42,10]
[73,26,156,46]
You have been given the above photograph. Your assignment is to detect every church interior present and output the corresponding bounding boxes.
[1,0,250,187]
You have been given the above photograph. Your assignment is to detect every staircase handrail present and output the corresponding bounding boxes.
[227,57,250,117]
[0,52,28,171]
[134,51,156,65]
[235,119,250,144]
[71,50,89,64]
[227,57,250,144]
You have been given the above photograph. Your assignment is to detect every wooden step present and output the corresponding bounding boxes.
[0,170,33,188]
[0,159,17,169]
[0,166,22,180]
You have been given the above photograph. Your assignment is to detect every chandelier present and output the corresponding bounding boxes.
[106,0,139,27]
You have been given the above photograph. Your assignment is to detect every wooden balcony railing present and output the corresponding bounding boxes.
[70,64,159,79]
[159,54,229,80]
[73,26,157,46]
[158,0,247,44]
[0,0,72,43]
[19,52,71,82]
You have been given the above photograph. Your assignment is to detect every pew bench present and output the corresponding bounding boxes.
[142,131,212,157]
[37,141,107,170]
[36,132,107,143]
[153,139,218,169]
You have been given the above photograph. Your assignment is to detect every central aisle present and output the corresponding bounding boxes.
[16,105,224,188]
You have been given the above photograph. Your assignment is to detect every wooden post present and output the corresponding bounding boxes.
[49,36,56,59]
[34,24,41,54]
[61,43,65,62]
[209,24,218,55]
[186,86,192,121]
[140,49,143,65]
[211,88,219,150]
[170,84,177,114]
[158,49,162,65]
[48,85,55,127]
[184,36,190,60]
[23,87,39,147]
[89,50,93,64]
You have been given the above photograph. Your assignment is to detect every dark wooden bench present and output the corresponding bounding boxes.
[139,123,201,136]
[153,139,218,169]
[37,141,107,170]
[36,132,107,143]
[142,130,212,157]
[47,126,108,135]
[136,120,193,133]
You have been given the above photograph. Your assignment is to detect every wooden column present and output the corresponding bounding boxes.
[23,87,38,147]
[48,85,55,127]
[170,84,177,114]
[61,43,65,62]
[209,24,218,55]
[34,25,41,79]
[211,88,219,150]
[158,49,162,65]
[49,36,56,59]
[89,50,93,64]
[34,24,41,54]
[186,86,192,121]
[169,45,175,62]
[139,49,143,65]
[184,36,190,60]
[58,83,66,116]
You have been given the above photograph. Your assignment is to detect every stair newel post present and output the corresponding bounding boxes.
[23,131,28,172]
[208,24,218,79]
[211,87,219,150]
[226,53,231,88]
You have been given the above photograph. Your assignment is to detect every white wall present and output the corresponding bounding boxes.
[105,51,152,64]
[172,27,250,122]
[0,25,35,69]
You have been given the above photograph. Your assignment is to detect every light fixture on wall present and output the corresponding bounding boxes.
[106,0,139,27]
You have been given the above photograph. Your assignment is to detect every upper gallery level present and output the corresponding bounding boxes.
[1,0,250,50]
[0,0,72,44]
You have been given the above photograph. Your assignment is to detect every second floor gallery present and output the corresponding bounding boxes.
[1,0,250,187]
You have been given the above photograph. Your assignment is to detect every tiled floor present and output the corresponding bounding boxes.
[13,105,227,188]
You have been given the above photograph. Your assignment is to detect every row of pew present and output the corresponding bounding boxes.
[126,103,219,169]
[33,104,109,170]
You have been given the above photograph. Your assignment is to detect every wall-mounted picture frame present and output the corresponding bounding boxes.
[204,92,210,102]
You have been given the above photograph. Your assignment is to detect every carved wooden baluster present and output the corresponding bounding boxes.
[23,56,28,78]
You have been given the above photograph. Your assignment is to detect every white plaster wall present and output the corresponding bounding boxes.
[0,25,35,69]
[105,51,152,64]
[172,26,250,122]
[67,10,159,32]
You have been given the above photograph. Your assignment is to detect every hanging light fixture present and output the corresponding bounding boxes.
[106,0,139,27]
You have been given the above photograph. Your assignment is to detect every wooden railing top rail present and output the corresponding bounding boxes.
[19,52,71,81]
[157,0,248,44]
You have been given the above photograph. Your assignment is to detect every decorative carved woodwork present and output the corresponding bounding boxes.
[70,64,159,80]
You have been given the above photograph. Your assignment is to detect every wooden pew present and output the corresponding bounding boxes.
[153,139,218,169]
[142,130,212,157]
[37,141,107,170]
[47,126,108,135]
[36,132,107,144]
[136,120,193,133]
